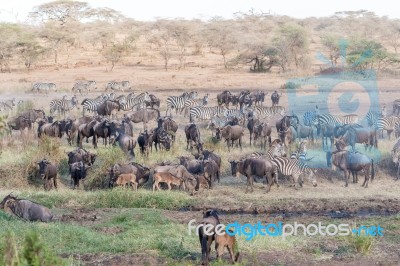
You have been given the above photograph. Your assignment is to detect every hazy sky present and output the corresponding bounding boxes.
[0,0,398,23]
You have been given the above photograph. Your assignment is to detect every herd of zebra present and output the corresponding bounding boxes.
[30,81,132,95]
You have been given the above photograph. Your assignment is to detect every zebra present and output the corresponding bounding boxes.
[49,95,67,115]
[102,93,116,101]
[166,91,197,116]
[366,111,383,127]
[72,81,96,95]
[32,82,56,94]
[271,156,317,188]
[303,107,319,126]
[189,106,226,123]
[120,92,151,111]
[313,114,359,128]
[183,94,209,117]
[81,95,106,115]
[59,95,79,117]
[105,81,131,92]
[376,116,400,139]
[252,106,286,119]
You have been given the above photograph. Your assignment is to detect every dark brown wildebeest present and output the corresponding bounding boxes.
[194,150,222,172]
[7,116,32,134]
[326,150,374,188]
[216,125,245,151]
[37,120,66,138]
[320,123,335,149]
[198,210,220,266]
[92,119,111,148]
[246,116,260,146]
[109,162,150,188]
[178,156,203,174]
[253,122,272,149]
[97,100,121,118]
[217,90,233,107]
[150,127,172,151]
[111,128,136,158]
[279,126,297,152]
[202,159,220,187]
[271,90,281,107]
[69,161,91,189]
[295,125,314,143]
[185,123,202,152]
[65,116,93,145]
[0,194,53,222]
[124,108,160,130]
[250,91,266,106]
[334,125,378,152]
[230,158,276,193]
[77,119,97,148]
[66,148,96,168]
[137,130,151,157]
[158,116,178,142]
[20,109,46,127]
[37,159,58,191]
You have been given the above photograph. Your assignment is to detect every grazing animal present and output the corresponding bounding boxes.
[109,162,150,188]
[124,108,160,130]
[72,80,97,95]
[334,125,378,151]
[253,122,272,149]
[199,210,220,266]
[137,130,151,157]
[166,91,197,116]
[326,150,374,187]
[216,125,245,151]
[0,194,53,222]
[159,117,178,142]
[32,82,56,94]
[230,158,276,193]
[391,139,400,179]
[115,173,138,190]
[202,159,220,188]
[111,128,136,158]
[92,119,111,148]
[194,150,222,172]
[178,156,203,174]
[7,116,32,134]
[217,90,233,107]
[105,81,131,91]
[185,123,202,151]
[215,229,240,264]
[37,159,58,191]
[152,172,185,191]
[69,161,90,189]
[145,94,161,109]
[295,125,314,142]
[189,106,226,122]
[271,90,281,107]
[247,116,259,146]
[37,120,65,138]
[77,119,97,148]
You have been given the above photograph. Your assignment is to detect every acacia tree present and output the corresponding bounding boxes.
[321,34,341,66]
[102,39,133,71]
[148,20,174,71]
[0,23,21,72]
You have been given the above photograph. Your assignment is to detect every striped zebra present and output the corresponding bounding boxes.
[72,80,96,95]
[165,93,194,116]
[376,116,400,139]
[49,95,67,115]
[252,106,286,119]
[81,95,106,115]
[313,114,359,127]
[59,95,79,117]
[32,82,56,94]
[0,98,16,113]
[183,94,209,117]
[303,110,318,126]
[120,92,151,111]
[189,106,226,123]
[105,81,131,92]
[102,93,116,101]
[366,111,382,127]
[271,156,317,188]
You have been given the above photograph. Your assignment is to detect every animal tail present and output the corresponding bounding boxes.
[200,232,209,265]
[371,159,375,181]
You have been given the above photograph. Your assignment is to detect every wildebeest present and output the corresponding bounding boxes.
[247,116,259,146]
[37,159,58,191]
[115,173,138,190]
[230,158,276,193]
[65,116,93,145]
[178,156,203,174]
[185,123,202,152]
[37,120,66,138]
[271,90,281,107]
[20,109,46,126]
[0,194,53,222]
[97,100,121,118]
[153,164,197,191]
[217,90,233,107]
[92,119,111,148]
[202,159,220,188]
[334,125,378,151]
[111,128,136,158]
[326,150,375,187]
[145,94,160,109]
[321,124,335,149]
[199,210,220,266]
[109,162,150,188]
[124,108,160,130]
[7,116,32,134]
[216,125,245,151]
[253,122,272,149]
[391,139,400,179]
[66,148,96,172]
[77,119,97,148]
[69,161,91,189]
[295,125,314,142]
[152,172,186,191]
[159,116,178,142]
[137,130,151,157]
[194,150,222,172]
